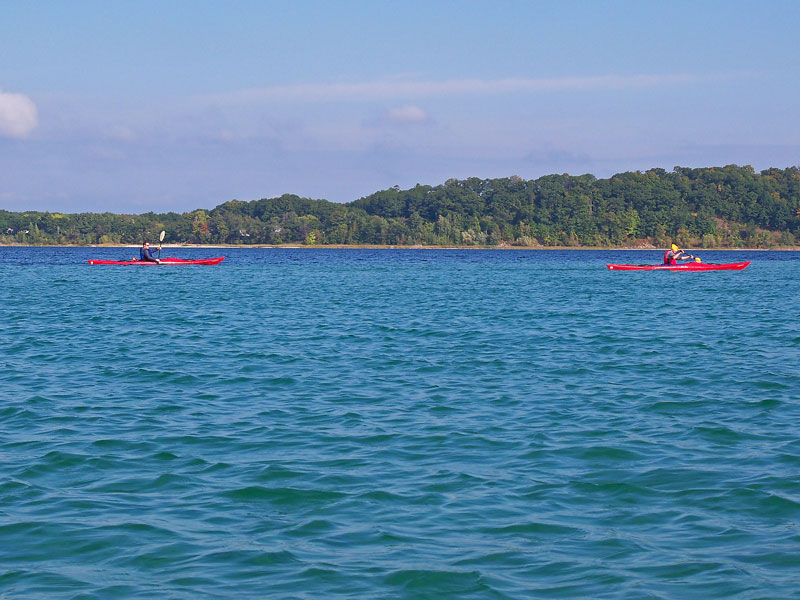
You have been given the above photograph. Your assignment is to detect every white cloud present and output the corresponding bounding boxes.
[208,73,707,105]
[104,125,136,141]
[386,105,428,124]
[0,90,38,138]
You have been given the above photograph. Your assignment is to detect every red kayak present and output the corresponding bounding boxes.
[88,257,225,266]
[607,261,749,271]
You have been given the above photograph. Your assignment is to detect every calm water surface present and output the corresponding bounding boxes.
[1,248,799,599]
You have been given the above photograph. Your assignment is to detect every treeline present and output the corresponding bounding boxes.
[2,165,799,248]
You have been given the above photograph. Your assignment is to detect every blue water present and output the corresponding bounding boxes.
[1,247,799,599]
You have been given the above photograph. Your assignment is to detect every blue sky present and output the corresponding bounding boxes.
[1,0,798,213]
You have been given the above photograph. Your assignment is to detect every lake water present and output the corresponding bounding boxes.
[1,247,799,598]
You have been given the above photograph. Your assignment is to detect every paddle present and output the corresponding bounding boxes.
[158,230,165,259]
[682,250,701,262]
[675,245,700,262]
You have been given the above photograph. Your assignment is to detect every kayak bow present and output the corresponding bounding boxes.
[88,257,225,266]
[606,261,749,271]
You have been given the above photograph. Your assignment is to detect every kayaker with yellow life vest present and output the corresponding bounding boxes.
[663,244,692,265]
[139,241,161,264]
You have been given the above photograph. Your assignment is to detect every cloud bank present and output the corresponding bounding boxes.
[0,90,38,138]
[210,73,705,105]
[386,105,428,124]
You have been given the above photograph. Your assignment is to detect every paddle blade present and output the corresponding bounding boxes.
[159,230,166,242]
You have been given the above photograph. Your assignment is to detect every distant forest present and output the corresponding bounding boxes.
[2,165,799,248]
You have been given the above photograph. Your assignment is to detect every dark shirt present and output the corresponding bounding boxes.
[140,247,159,262]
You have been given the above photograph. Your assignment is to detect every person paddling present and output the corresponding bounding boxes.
[139,241,161,264]
[663,243,693,265]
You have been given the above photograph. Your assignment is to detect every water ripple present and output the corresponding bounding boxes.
[1,248,799,597]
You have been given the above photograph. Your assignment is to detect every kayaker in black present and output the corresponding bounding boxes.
[139,241,161,264]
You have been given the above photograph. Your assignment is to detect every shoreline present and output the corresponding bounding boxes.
[2,243,799,251]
